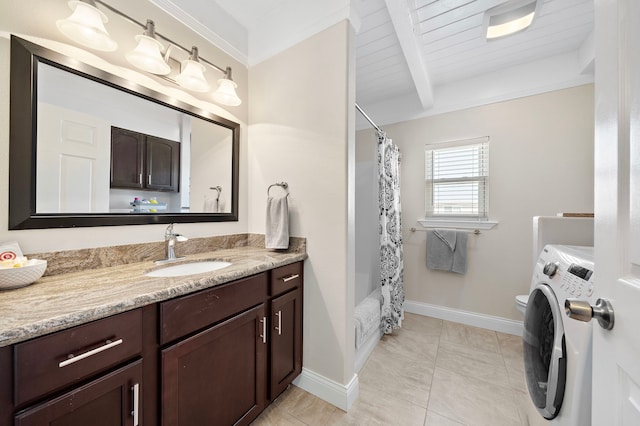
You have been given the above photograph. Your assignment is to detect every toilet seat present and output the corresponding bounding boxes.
[516,294,529,307]
[516,294,529,315]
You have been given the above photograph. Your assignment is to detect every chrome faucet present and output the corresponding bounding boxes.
[156,224,188,264]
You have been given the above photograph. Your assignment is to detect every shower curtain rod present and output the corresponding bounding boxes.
[355,103,383,134]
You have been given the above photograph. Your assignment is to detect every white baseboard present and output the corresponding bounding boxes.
[355,329,382,373]
[293,368,359,411]
[404,300,523,336]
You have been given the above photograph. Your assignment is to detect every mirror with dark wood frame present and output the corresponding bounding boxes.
[9,35,240,229]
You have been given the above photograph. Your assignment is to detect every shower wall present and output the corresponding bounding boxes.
[355,130,380,305]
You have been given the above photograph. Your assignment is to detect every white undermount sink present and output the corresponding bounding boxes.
[146,261,232,277]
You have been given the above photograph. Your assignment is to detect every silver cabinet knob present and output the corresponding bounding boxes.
[565,298,615,330]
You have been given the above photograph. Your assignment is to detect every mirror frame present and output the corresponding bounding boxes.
[9,36,240,229]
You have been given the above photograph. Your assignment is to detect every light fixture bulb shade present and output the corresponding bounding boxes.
[212,78,242,106]
[175,60,209,92]
[126,35,171,75]
[56,1,118,52]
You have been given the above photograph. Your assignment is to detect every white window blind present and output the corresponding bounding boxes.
[425,137,489,220]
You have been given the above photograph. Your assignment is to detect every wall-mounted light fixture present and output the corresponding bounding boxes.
[56,0,117,51]
[56,0,242,106]
[125,20,171,75]
[484,0,541,40]
[176,47,210,92]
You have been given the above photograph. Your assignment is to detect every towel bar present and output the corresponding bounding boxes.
[410,227,480,235]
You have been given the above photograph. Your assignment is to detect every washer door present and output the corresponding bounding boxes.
[523,283,567,419]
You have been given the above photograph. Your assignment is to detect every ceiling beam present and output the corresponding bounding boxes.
[578,29,595,74]
[383,0,433,109]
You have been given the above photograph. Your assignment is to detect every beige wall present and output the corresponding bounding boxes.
[248,21,355,385]
[0,1,248,252]
[357,85,594,321]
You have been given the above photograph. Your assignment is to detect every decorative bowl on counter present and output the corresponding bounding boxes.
[0,259,47,290]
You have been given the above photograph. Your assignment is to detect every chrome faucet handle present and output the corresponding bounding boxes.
[165,223,175,239]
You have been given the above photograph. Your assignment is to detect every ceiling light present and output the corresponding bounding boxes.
[126,20,171,75]
[56,0,118,52]
[212,67,242,106]
[484,0,540,40]
[175,47,210,93]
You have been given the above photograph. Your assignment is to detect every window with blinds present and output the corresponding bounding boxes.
[425,137,489,220]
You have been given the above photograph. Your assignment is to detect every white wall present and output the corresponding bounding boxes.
[357,85,595,321]
[0,1,248,253]
[248,21,356,389]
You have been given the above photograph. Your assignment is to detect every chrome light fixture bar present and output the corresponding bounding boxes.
[57,0,242,106]
[484,0,541,40]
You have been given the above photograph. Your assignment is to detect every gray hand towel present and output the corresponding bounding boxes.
[266,195,289,249]
[426,229,468,274]
[451,231,468,274]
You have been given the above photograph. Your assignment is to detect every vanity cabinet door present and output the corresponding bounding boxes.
[15,359,143,426]
[162,304,267,426]
[269,287,302,400]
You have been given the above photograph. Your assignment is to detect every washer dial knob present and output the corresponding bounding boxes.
[543,262,559,277]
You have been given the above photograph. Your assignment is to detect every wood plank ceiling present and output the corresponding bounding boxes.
[356,0,594,120]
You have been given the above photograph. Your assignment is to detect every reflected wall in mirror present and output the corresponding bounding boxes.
[9,36,239,229]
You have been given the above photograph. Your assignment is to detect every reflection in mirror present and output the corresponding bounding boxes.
[9,36,239,229]
[36,63,232,215]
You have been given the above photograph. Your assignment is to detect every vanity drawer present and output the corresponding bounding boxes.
[14,309,143,406]
[160,272,268,344]
[270,262,303,296]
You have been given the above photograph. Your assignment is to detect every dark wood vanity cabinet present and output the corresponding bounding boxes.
[159,263,304,425]
[111,127,180,192]
[269,262,303,401]
[9,309,145,426]
[0,261,304,426]
[160,273,269,426]
[14,361,143,426]
[162,304,268,425]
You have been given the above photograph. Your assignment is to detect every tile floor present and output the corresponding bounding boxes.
[251,312,547,426]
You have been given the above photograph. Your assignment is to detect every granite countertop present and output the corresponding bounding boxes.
[0,245,306,348]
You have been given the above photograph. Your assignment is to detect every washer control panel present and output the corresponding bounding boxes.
[534,244,595,300]
[560,263,595,297]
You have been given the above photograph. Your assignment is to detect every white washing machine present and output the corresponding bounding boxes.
[523,244,595,425]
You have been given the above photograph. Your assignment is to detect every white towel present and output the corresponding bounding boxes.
[203,196,219,213]
[354,288,382,349]
[266,195,289,249]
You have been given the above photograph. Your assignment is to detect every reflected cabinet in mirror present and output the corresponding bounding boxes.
[9,36,239,229]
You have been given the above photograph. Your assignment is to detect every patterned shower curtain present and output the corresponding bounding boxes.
[378,131,404,334]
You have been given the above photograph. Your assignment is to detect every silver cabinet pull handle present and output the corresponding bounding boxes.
[132,383,140,426]
[282,274,299,283]
[275,310,282,335]
[139,174,143,185]
[58,338,123,368]
[148,174,152,186]
[259,317,267,344]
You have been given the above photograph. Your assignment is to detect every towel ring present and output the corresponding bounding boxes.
[267,182,289,196]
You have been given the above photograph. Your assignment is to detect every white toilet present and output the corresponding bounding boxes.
[515,294,529,316]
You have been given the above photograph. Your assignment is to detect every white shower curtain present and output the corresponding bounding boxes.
[377,131,404,333]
